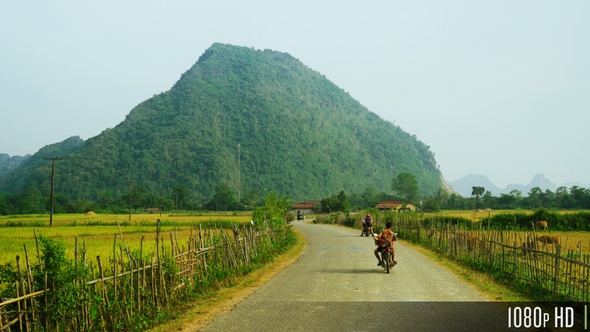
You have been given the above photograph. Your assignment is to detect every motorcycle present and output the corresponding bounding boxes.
[374,233,397,273]
[381,243,395,273]
[361,223,372,237]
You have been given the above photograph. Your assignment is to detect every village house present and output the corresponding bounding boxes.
[375,201,417,212]
[290,200,320,215]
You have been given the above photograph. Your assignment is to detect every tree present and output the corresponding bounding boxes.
[471,186,485,198]
[442,193,463,210]
[510,189,522,200]
[240,189,262,210]
[570,186,590,209]
[19,186,45,214]
[320,196,340,213]
[97,190,116,210]
[205,182,239,211]
[391,172,419,203]
[171,184,191,210]
[422,196,441,212]
[497,193,516,209]
[336,190,350,212]
[471,186,485,210]
[360,187,379,208]
[482,191,494,208]
[554,186,573,208]
[525,186,543,209]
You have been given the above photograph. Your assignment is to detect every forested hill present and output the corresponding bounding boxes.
[2,43,442,202]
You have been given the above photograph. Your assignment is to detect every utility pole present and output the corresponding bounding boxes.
[44,156,63,227]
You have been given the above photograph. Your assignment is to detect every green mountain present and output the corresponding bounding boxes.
[0,153,31,177]
[2,137,84,194]
[1,43,443,202]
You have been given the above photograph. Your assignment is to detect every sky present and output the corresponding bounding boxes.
[1,1,589,189]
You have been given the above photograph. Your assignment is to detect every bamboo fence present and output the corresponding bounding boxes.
[0,221,286,331]
[396,217,590,302]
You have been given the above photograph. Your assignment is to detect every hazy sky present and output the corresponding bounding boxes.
[1,1,589,188]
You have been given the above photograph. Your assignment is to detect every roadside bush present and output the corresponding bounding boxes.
[342,212,356,227]
[555,212,590,231]
[421,216,474,228]
[0,235,93,330]
[252,191,292,230]
[488,213,531,229]
[487,209,590,231]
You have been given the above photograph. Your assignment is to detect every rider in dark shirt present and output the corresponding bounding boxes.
[361,214,372,236]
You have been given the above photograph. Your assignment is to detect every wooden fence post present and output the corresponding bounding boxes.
[554,244,562,295]
[33,229,42,272]
[15,255,29,331]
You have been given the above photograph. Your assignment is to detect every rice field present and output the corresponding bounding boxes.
[418,210,590,255]
[422,209,531,221]
[0,212,252,265]
[425,209,590,222]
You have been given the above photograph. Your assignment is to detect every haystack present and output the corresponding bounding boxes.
[85,211,97,216]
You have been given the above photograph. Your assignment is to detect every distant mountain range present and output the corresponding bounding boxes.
[449,174,590,197]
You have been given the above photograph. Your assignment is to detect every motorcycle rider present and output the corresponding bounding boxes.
[374,221,397,266]
[361,214,373,236]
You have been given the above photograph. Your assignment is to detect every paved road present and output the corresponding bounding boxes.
[201,220,509,331]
